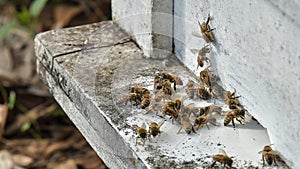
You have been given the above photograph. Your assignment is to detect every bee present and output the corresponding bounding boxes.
[197,86,212,100]
[199,104,222,116]
[162,98,182,124]
[119,92,141,106]
[190,45,211,68]
[185,80,197,99]
[223,109,246,128]
[225,89,242,109]
[161,72,183,91]
[181,103,200,117]
[211,82,226,99]
[154,76,163,90]
[148,120,165,138]
[162,80,175,98]
[133,123,148,146]
[141,93,151,109]
[199,14,216,43]
[177,115,196,134]
[199,68,212,91]
[211,149,233,168]
[130,86,151,109]
[258,145,278,166]
[194,114,218,130]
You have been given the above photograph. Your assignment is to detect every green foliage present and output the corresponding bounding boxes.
[29,0,48,18]
[8,91,16,110]
[0,22,16,40]
[51,108,65,117]
[21,122,31,132]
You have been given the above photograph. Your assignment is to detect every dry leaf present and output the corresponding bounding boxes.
[12,154,33,167]
[44,140,74,158]
[52,5,82,29]
[0,150,14,169]
[0,104,8,137]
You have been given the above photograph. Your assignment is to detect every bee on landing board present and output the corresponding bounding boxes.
[211,149,233,168]
[162,98,182,124]
[223,109,246,128]
[258,145,279,166]
[225,89,243,109]
[148,120,165,138]
[177,115,196,134]
[197,86,212,100]
[198,14,216,44]
[194,113,219,130]
[130,86,151,109]
[132,123,148,146]
[190,45,211,69]
[199,68,214,92]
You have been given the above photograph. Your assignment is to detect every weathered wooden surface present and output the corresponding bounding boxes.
[35,21,285,169]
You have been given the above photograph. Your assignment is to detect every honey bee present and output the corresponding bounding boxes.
[185,80,197,99]
[200,68,212,91]
[161,72,183,91]
[225,89,242,109]
[181,103,200,117]
[194,114,218,130]
[162,98,182,123]
[154,75,163,90]
[162,80,175,98]
[177,115,196,134]
[119,92,141,106]
[130,86,151,109]
[133,123,148,146]
[211,149,233,168]
[199,104,222,116]
[148,120,165,138]
[258,145,278,166]
[199,14,216,43]
[197,86,212,100]
[190,45,211,68]
[223,109,246,128]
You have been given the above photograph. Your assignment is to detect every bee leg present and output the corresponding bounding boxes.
[236,118,243,125]
[192,126,197,133]
[206,124,210,130]
[232,119,236,128]
[273,155,278,166]
[262,154,265,166]
[211,160,216,167]
[177,127,182,134]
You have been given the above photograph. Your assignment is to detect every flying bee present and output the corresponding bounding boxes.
[199,68,212,91]
[223,109,246,128]
[132,123,148,146]
[161,72,183,91]
[225,89,242,109]
[185,80,197,99]
[258,145,278,166]
[199,14,216,43]
[194,114,219,130]
[211,149,233,168]
[177,115,196,134]
[148,120,165,138]
[190,44,211,68]
[197,86,212,100]
[162,98,182,124]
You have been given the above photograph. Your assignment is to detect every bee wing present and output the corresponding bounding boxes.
[141,122,146,129]
[190,49,200,54]
[219,148,228,156]
[158,120,165,128]
[186,103,196,107]
[192,31,202,38]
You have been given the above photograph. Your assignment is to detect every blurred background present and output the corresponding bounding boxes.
[0,0,111,168]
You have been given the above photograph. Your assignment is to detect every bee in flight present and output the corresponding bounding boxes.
[184,80,197,100]
[258,145,278,166]
[190,44,211,68]
[211,149,233,168]
[223,109,246,128]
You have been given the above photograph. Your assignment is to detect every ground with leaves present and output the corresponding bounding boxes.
[0,0,111,168]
